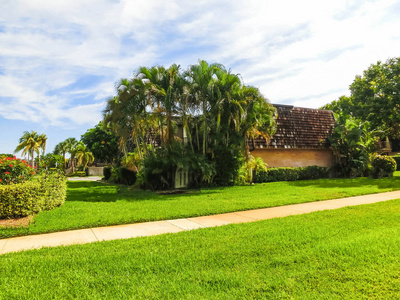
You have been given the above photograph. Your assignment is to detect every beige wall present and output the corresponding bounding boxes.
[87,167,104,176]
[251,148,333,168]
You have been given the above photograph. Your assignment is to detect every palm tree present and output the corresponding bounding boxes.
[65,138,78,172]
[54,140,69,170]
[36,133,48,169]
[186,60,223,154]
[75,143,94,169]
[14,130,41,167]
[239,85,277,162]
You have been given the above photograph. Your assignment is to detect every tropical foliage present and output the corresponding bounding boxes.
[54,137,83,172]
[103,60,276,188]
[0,156,36,185]
[371,155,396,178]
[75,143,95,169]
[328,113,381,177]
[81,122,120,164]
[36,153,64,170]
[322,57,400,147]
[14,131,47,168]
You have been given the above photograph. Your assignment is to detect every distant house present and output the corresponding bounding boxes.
[250,104,335,168]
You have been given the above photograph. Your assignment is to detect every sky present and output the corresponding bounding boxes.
[1,0,400,156]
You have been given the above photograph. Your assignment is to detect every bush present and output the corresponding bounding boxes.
[120,167,137,185]
[105,167,137,186]
[103,166,112,180]
[0,156,36,185]
[254,166,329,183]
[391,155,400,171]
[371,155,396,178]
[213,146,243,186]
[36,170,67,211]
[0,171,67,218]
[298,166,330,180]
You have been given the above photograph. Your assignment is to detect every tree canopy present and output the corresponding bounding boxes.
[14,130,47,167]
[322,57,400,140]
[81,122,120,164]
[103,60,276,187]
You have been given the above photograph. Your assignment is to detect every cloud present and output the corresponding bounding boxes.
[0,0,399,133]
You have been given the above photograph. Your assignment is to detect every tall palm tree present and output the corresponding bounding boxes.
[54,140,69,170]
[104,78,148,159]
[65,137,78,172]
[36,133,48,169]
[238,86,277,162]
[14,130,40,167]
[186,60,223,154]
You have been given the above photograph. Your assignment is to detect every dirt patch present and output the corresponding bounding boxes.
[0,215,34,228]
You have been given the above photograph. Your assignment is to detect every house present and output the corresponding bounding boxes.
[249,104,335,168]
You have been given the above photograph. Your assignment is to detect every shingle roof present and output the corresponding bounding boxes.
[253,104,335,149]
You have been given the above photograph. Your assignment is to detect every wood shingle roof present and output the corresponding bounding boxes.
[253,104,335,149]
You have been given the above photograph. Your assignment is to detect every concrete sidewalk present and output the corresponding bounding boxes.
[2,190,400,255]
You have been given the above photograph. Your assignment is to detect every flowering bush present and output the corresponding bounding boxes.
[0,156,36,185]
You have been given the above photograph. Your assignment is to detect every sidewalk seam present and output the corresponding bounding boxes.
[90,228,100,242]
[166,219,204,230]
[0,240,7,254]
[233,212,258,220]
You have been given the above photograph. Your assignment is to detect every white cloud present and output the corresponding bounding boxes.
[0,0,399,132]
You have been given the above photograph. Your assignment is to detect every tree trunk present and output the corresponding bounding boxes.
[202,100,207,155]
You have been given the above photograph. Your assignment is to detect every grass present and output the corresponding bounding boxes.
[2,172,400,239]
[1,199,400,299]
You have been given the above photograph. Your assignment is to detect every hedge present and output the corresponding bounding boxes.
[254,166,329,183]
[0,172,67,219]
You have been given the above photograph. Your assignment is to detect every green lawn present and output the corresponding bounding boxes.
[1,199,400,299]
[2,173,400,239]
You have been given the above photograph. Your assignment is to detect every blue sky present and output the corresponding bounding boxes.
[1,0,400,155]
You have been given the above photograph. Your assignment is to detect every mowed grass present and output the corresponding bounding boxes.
[2,172,400,239]
[1,199,400,299]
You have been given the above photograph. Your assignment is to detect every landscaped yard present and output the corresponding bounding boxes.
[2,172,400,239]
[1,198,400,299]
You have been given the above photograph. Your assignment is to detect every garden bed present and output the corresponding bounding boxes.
[0,215,33,228]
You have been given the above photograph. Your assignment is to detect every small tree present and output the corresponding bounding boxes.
[81,122,120,164]
[75,143,94,170]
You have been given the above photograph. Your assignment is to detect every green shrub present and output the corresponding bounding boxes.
[213,146,243,186]
[36,170,67,211]
[254,166,329,183]
[298,166,329,180]
[103,166,112,180]
[371,155,396,178]
[391,155,400,171]
[0,171,67,218]
[120,167,137,185]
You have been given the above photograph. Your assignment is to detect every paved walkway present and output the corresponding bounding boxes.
[67,176,103,181]
[2,190,400,255]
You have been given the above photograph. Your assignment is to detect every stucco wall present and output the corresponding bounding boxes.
[251,148,333,168]
[87,167,104,176]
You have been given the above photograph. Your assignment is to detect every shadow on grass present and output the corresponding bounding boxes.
[66,181,221,203]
